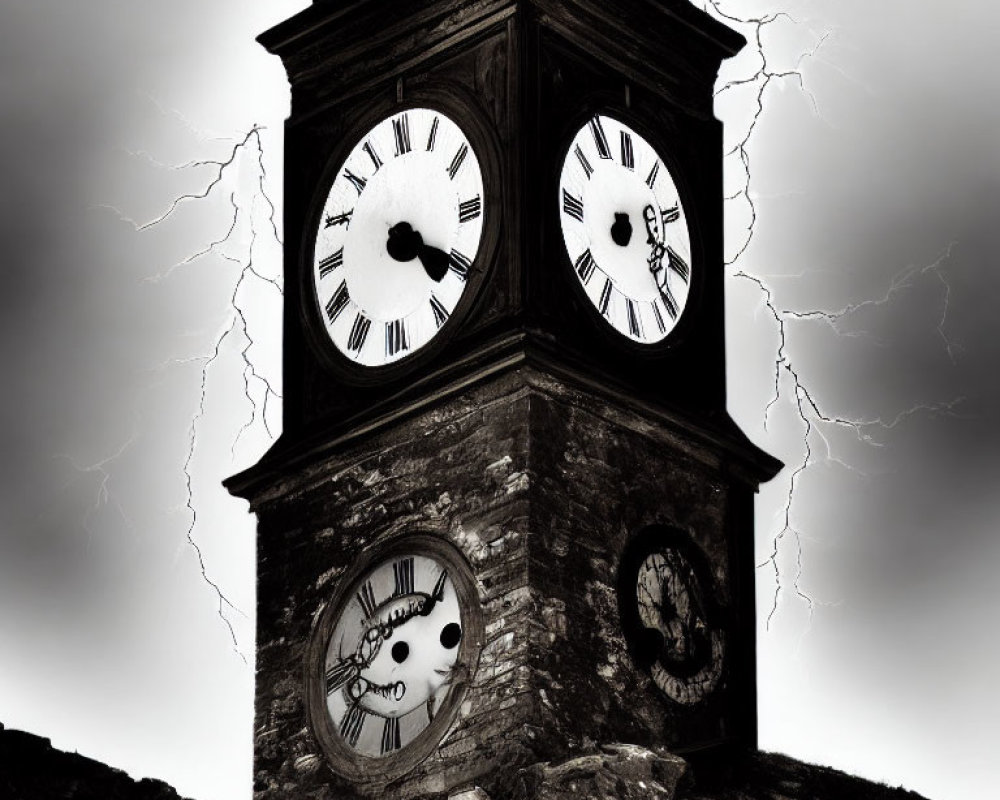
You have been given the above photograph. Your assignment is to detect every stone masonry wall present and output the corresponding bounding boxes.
[253,373,539,799]
[522,370,747,759]
[249,367,759,799]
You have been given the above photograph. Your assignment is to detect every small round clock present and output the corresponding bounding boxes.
[306,535,483,783]
[558,114,693,344]
[311,107,486,368]
[618,527,725,706]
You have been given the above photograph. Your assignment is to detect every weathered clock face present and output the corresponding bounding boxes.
[619,529,725,706]
[311,108,485,367]
[307,537,482,781]
[558,114,692,344]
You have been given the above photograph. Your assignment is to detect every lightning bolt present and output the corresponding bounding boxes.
[94,109,283,661]
[74,1,961,674]
[704,3,965,628]
[708,2,831,264]
[54,421,140,552]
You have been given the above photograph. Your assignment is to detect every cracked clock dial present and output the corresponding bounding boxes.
[311,108,485,367]
[559,114,692,344]
[619,530,725,707]
[635,549,724,705]
[308,538,482,780]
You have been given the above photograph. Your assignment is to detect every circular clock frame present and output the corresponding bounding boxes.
[554,107,704,356]
[304,533,484,786]
[617,525,727,707]
[301,88,502,386]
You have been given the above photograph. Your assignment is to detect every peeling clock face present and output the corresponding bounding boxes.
[635,548,724,705]
[558,114,692,343]
[307,539,482,780]
[311,108,485,367]
[325,553,465,756]
[619,531,725,706]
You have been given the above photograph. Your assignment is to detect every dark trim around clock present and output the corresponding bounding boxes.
[549,105,709,361]
[304,531,485,788]
[617,525,743,749]
[617,525,729,675]
[297,84,504,389]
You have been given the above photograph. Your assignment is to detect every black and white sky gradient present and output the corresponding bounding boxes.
[1,2,997,799]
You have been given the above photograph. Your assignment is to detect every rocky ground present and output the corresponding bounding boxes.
[461,743,931,800]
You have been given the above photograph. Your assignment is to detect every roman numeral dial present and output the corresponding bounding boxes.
[315,543,481,770]
[558,114,693,345]
[311,108,487,367]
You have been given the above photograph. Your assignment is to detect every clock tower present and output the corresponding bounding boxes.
[225,1,781,798]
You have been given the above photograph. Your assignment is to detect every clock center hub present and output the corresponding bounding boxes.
[610,212,633,247]
[584,160,660,302]
[386,222,421,262]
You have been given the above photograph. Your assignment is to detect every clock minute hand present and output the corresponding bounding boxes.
[644,206,679,319]
[642,204,660,246]
[644,207,666,288]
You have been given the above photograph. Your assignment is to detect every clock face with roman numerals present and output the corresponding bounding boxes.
[311,108,485,367]
[307,538,482,780]
[618,528,726,708]
[559,115,692,344]
[634,547,725,705]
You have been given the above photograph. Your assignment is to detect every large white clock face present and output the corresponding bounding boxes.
[323,552,467,758]
[558,115,692,344]
[312,108,485,367]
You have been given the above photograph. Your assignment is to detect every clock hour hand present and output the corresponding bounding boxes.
[386,222,448,282]
[610,212,633,247]
[416,242,449,282]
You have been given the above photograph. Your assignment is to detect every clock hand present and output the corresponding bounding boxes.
[416,241,449,282]
[610,212,633,247]
[386,221,420,261]
[643,203,678,315]
[385,222,449,282]
[647,238,667,292]
[642,204,660,245]
[382,587,447,633]
[354,582,448,669]
[420,570,448,616]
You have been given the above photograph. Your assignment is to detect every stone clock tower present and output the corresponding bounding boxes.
[225,1,781,798]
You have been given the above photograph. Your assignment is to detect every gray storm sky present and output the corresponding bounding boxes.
[0,2,997,800]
